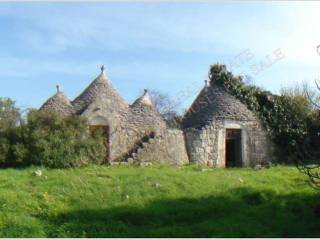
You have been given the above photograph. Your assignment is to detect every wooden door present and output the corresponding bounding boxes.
[89,125,110,163]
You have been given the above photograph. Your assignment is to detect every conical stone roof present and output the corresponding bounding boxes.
[131,89,153,108]
[40,87,74,116]
[130,89,166,131]
[130,89,162,117]
[182,81,257,129]
[72,66,128,114]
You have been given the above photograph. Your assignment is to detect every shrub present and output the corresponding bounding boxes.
[26,110,106,168]
[0,133,10,165]
[209,64,314,162]
[1,109,106,168]
[0,98,22,166]
[0,97,21,129]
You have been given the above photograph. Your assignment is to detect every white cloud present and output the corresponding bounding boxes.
[1,2,320,109]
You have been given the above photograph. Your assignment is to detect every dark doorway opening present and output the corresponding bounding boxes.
[89,125,110,163]
[225,129,242,167]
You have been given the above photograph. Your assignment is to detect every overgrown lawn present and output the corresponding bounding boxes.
[0,165,319,237]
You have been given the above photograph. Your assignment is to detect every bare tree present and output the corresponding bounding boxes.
[296,80,320,188]
[147,89,183,129]
[305,79,320,109]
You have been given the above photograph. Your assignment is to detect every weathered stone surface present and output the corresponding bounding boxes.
[40,91,74,117]
[128,129,189,166]
[72,70,128,115]
[182,81,273,167]
[182,82,257,129]
[39,66,274,168]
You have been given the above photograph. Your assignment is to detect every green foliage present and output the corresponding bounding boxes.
[0,165,318,237]
[0,98,22,165]
[0,109,105,168]
[0,97,21,130]
[209,64,314,162]
[0,134,10,164]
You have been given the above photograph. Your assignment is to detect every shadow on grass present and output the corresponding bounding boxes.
[48,187,320,238]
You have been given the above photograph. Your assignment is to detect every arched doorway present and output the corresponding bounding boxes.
[88,116,111,163]
[89,125,110,163]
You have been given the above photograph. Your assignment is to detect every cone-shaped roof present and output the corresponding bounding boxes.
[40,87,74,116]
[131,89,153,108]
[182,81,257,129]
[72,66,128,114]
[130,89,166,130]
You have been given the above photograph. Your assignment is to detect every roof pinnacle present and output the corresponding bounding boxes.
[101,65,105,74]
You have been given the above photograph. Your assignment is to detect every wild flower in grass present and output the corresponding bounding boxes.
[153,182,161,188]
[33,169,42,177]
[43,192,49,200]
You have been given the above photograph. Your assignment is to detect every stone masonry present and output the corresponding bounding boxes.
[182,77,273,167]
[40,66,187,165]
[40,65,273,167]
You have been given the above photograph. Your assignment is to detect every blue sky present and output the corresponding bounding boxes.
[0,2,320,110]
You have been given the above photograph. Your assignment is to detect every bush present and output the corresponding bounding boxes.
[209,64,316,162]
[0,134,10,165]
[0,97,21,129]
[1,109,106,168]
[0,98,22,166]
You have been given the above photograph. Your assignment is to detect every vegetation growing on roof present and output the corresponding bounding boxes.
[209,64,318,162]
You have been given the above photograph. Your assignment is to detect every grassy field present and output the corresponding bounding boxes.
[0,164,319,237]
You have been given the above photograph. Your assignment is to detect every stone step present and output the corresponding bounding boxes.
[121,133,157,165]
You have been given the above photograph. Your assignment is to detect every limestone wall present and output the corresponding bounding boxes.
[132,129,189,166]
[184,119,273,167]
[185,126,217,167]
[82,93,169,163]
[81,94,129,162]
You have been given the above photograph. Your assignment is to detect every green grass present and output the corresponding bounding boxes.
[0,164,319,237]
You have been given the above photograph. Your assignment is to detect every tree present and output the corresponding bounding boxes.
[295,80,320,188]
[0,98,21,130]
[0,109,106,168]
[0,98,22,165]
[148,89,183,129]
[209,64,310,163]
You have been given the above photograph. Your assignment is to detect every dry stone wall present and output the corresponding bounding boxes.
[132,129,189,165]
[81,94,129,162]
[182,81,273,167]
[83,92,168,163]
[184,119,273,167]
[185,125,218,167]
[40,69,274,167]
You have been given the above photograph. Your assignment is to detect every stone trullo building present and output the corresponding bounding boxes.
[40,65,272,167]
